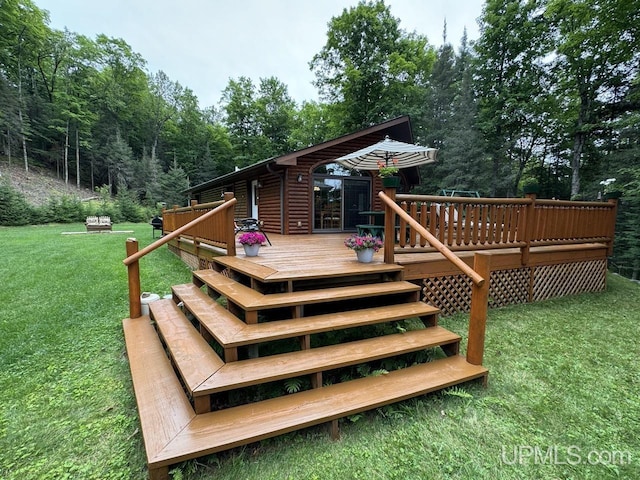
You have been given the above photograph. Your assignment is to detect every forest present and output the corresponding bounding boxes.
[1,0,639,276]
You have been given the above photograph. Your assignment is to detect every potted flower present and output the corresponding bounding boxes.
[238,231,266,257]
[378,159,400,188]
[344,233,384,263]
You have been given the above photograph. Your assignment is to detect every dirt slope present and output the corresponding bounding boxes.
[0,158,96,206]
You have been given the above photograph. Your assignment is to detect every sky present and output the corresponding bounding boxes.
[36,0,485,108]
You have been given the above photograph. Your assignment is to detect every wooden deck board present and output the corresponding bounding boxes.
[122,316,196,462]
[151,355,488,467]
[215,252,402,282]
[149,299,225,394]
[224,234,397,281]
[173,282,440,347]
[171,283,246,345]
[196,327,461,394]
[194,269,420,311]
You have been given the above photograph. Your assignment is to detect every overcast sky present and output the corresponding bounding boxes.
[36,0,485,108]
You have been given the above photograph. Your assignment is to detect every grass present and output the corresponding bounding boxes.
[1,223,639,479]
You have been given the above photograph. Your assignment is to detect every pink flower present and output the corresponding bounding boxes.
[238,232,266,246]
[344,233,384,252]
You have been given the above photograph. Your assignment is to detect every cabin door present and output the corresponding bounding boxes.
[343,178,371,230]
[250,180,259,218]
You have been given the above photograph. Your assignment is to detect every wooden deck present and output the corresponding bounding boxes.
[223,233,393,279]
[123,232,497,479]
[124,223,611,479]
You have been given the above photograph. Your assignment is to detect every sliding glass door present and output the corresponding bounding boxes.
[312,163,371,232]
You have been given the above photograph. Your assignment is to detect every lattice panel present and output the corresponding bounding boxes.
[168,245,200,270]
[489,268,531,308]
[533,259,607,302]
[423,267,532,316]
[423,275,473,316]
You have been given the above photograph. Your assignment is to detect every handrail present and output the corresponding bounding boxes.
[123,194,236,319]
[123,197,237,266]
[379,191,485,287]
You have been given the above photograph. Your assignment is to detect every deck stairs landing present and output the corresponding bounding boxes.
[123,258,488,480]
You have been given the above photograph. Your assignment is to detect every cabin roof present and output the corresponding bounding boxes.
[187,116,415,194]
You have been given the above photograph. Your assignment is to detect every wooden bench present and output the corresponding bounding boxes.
[85,216,113,232]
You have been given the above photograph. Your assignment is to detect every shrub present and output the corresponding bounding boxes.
[0,182,34,226]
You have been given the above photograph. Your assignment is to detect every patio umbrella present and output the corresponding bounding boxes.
[335,135,438,170]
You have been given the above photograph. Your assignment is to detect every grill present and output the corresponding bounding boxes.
[151,216,163,238]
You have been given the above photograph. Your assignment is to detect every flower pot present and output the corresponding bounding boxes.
[382,176,401,188]
[355,248,375,263]
[243,243,261,257]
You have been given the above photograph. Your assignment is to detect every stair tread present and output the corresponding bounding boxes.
[173,283,439,347]
[193,269,420,310]
[213,255,404,282]
[122,316,196,462]
[171,283,246,346]
[196,326,461,394]
[150,299,225,394]
[151,355,488,466]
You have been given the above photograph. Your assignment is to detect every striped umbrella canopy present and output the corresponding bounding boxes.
[335,135,438,170]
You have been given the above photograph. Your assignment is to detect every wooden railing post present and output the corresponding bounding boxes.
[467,252,491,366]
[224,192,237,256]
[383,186,397,264]
[606,198,619,257]
[520,194,536,265]
[126,238,142,319]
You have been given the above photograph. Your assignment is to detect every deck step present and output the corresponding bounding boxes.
[149,299,224,395]
[195,326,461,395]
[172,283,439,348]
[149,355,488,469]
[192,268,420,311]
[213,254,404,282]
[122,316,196,465]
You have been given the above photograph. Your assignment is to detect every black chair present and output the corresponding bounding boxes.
[234,218,272,246]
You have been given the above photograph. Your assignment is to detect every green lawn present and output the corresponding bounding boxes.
[0,224,638,479]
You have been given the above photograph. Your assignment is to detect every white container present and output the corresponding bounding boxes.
[140,292,160,316]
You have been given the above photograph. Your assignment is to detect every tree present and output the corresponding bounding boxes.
[255,76,296,157]
[546,0,640,197]
[310,0,435,132]
[0,0,49,172]
[145,70,182,165]
[159,163,190,208]
[220,76,261,166]
[290,101,338,150]
[474,0,550,196]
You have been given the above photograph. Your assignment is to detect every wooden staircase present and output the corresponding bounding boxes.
[123,258,488,480]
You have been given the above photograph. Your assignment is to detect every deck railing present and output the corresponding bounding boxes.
[380,189,619,366]
[162,198,238,249]
[379,190,489,366]
[392,193,618,262]
[123,193,237,319]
